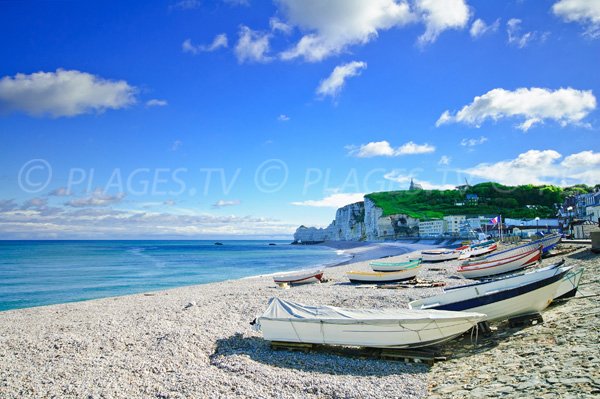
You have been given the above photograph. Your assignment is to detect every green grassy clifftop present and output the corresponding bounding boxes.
[365,182,593,220]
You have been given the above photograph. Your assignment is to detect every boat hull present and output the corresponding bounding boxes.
[370,259,422,272]
[457,247,541,279]
[347,266,420,284]
[553,267,584,300]
[410,267,569,322]
[421,250,461,262]
[273,269,324,284]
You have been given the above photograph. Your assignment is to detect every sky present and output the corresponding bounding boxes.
[0,0,599,239]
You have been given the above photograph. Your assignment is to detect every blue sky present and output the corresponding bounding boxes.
[0,0,599,239]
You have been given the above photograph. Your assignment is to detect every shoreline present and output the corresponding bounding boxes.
[0,244,597,398]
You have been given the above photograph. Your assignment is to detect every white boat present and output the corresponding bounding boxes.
[457,246,541,279]
[273,268,324,284]
[370,258,422,272]
[254,298,485,349]
[347,264,421,284]
[409,265,571,322]
[421,245,469,262]
[478,233,561,261]
[457,241,498,260]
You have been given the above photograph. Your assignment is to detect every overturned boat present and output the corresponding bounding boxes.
[347,263,421,284]
[254,297,485,349]
[273,268,324,285]
[409,264,571,322]
[457,245,542,279]
[369,258,422,272]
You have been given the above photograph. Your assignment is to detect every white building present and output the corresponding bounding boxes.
[586,206,600,223]
[419,220,446,237]
[444,215,466,235]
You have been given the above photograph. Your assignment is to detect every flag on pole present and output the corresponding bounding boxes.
[490,216,500,224]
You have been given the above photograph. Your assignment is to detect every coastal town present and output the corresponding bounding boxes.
[295,182,600,243]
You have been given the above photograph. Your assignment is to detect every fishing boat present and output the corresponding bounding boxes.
[254,297,485,348]
[477,233,560,262]
[409,265,571,322]
[369,258,422,272]
[457,241,498,260]
[457,245,541,279]
[347,264,421,284]
[421,245,469,262]
[273,268,324,284]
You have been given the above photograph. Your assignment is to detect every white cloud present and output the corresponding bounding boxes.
[0,69,136,117]
[223,0,249,6]
[163,199,176,206]
[438,155,451,165]
[182,34,228,54]
[277,114,290,121]
[146,99,168,107]
[436,87,596,131]
[170,0,200,10]
[415,0,471,46]
[234,26,272,63]
[0,205,295,238]
[212,199,241,208]
[347,140,435,157]
[383,171,456,190]
[48,187,71,197]
[277,0,414,62]
[463,149,600,186]
[291,193,365,208]
[65,189,125,207]
[316,61,366,98]
[470,18,500,38]
[270,17,293,34]
[506,18,534,48]
[552,0,600,38]
[461,136,488,147]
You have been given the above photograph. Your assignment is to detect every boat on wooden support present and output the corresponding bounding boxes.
[457,245,542,279]
[273,269,324,285]
[409,265,571,322]
[369,258,422,272]
[347,264,421,284]
[254,297,485,349]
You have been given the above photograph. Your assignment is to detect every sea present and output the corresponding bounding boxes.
[0,240,350,312]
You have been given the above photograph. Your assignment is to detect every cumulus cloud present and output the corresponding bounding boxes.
[212,199,241,208]
[461,136,488,147]
[291,193,365,208]
[463,149,600,186]
[234,26,272,63]
[65,189,125,208]
[146,99,168,107]
[270,17,293,34]
[347,140,435,157]
[277,114,290,121]
[277,0,414,62]
[0,199,18,212]
[552,0,600,38]
[383,170,456,190]
[182,34,228,54]
[438,155,451,165]
[316,61,367,98]
[470,18,500,38]
[415,0,471,46]
[436,87,596,131]
[0,69,136,117]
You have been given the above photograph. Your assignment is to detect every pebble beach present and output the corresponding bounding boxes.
[0,242,598,398]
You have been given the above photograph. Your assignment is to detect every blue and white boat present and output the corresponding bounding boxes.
[409,264,570,322]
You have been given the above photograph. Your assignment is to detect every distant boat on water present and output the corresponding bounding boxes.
[214,242,224,246]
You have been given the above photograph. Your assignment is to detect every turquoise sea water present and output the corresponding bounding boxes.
[0,240,348,312]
